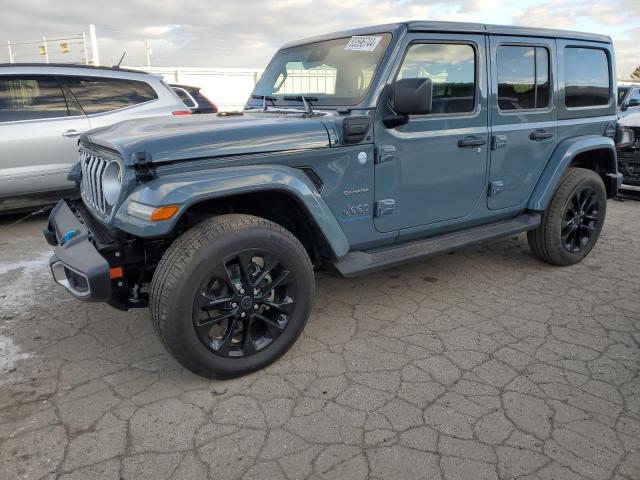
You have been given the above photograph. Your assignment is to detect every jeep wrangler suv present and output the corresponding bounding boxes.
[44,22,622,378]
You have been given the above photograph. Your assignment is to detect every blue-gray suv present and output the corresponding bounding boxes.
[44,21,622,378]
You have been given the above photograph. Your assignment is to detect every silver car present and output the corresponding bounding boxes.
[0,64,190,213]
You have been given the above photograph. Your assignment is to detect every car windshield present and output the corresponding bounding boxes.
[250,33,392,107]
[618,86,629,106]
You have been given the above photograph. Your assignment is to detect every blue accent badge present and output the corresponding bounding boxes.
[62,229,79,244]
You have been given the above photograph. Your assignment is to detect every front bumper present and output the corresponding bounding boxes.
[44,200,113,302]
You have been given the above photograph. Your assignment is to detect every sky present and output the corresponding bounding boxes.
[1,0,639,77]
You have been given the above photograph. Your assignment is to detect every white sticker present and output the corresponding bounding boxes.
[344,35,382,52]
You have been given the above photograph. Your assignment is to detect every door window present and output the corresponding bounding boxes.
[397,43,476,115]
[497,46,550,111]
[564,47,610,108]
[0,76,69,122]
[63,76,158,114]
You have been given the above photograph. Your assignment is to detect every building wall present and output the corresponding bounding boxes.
[128,66,265,111]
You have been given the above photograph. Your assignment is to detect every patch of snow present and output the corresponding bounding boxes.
[0,250,52,275]
[0,334,31,371]
[0,249,52,312]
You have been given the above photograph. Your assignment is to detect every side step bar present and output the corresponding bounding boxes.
[333,213,541,277]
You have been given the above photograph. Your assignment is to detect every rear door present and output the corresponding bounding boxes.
[488,36,558,210]
[0,75,91,198]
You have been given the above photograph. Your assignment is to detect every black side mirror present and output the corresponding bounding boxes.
[384,78,433,128]
[394,78,433,115]
[627,98,640,109]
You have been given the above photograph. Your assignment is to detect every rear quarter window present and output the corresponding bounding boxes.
[63,76,158,114]
[0,76,69,122]
[564,47,611,108]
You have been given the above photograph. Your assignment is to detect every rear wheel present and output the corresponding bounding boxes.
[150,214,314,378]
[528,167,607,266]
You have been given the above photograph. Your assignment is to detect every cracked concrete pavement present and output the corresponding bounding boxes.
[0,199,638,480]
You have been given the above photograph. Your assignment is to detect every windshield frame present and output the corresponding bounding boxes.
[247,31,395,110]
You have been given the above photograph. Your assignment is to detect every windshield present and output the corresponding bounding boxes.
[250,33,392,107]
[618,87,629,106]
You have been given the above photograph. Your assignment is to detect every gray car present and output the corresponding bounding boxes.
[0,64,189,213]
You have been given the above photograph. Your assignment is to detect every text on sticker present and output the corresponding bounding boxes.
[344,36,382,52]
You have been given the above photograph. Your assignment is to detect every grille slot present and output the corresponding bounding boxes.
[79,148,112,216]
[300,167,324,193]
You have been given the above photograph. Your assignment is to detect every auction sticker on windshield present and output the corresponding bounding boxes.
[344,36,382,52]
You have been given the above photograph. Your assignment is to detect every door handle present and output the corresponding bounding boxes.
[458,136,487,148]
[61,129,83,138]
[529,129,553,141]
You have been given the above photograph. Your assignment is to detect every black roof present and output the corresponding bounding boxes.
[0,63,147,74]
[283,21,611,49]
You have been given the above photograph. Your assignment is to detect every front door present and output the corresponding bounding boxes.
[374,34,490,233]
[0,75,91,198]
[487,36,558,210]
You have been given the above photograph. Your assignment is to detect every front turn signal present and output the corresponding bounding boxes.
[127,201,179,222]
[150,205,179,221]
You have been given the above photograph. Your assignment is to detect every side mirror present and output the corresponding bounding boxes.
[627,98,640,109]
[384,78,433,128]
[393,78,433,115]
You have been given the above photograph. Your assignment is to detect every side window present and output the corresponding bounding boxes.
[64,76,158,114]
[397,43,476,115]
[564,47,610,108]
[0,76,69,122]
[172,87,197,108]
[497,46,550,111]
[628,89,640,104]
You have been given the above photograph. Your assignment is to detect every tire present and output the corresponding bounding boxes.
[150,214,314,378]
[527,167,607,266]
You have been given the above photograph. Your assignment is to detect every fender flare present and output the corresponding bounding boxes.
[113,164,350,258]
[527,135,617,212]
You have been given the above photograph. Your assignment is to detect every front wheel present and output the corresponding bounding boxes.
[528,167,607,266]
[150,214,314,378]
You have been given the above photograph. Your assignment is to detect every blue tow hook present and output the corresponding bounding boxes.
[61,229,79,245]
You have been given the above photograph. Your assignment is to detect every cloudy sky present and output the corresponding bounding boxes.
[1,0,639,77]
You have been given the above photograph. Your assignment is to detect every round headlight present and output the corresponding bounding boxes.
[102,161,122,206]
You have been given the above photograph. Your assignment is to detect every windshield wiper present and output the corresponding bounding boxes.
[251,94,277,111]
[284,95,318,115]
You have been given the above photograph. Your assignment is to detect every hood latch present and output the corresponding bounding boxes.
[132,151,156,183]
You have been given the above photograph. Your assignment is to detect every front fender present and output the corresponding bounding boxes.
[112,164,350,258]
[528,135,617,212]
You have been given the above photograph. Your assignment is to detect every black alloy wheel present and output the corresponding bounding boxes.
[527,167,607,266]
[561,186,602,253]
[193,249,296,357]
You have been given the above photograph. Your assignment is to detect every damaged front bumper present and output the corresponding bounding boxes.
[44,199,146,310]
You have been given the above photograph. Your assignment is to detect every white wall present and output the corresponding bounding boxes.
[128,66,265,111]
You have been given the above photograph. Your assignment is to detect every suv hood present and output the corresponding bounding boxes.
[82,112,332,165]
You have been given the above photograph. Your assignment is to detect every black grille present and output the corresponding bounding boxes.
[300,167,324,193]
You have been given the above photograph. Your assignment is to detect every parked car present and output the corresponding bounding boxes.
[0,64,191,213]
[44,22,621,378]
[616,83,640,190]
[170,84,218,113]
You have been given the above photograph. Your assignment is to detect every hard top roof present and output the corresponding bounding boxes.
[281,21,611,49]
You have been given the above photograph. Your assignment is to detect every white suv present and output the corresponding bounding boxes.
[0,64,190,213]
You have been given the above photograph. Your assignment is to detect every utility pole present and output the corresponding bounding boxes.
[42,36,49,63]
[145,41,152,67]
[7,41,13,63]
[81,32,89,65]
[89,24,100,66]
